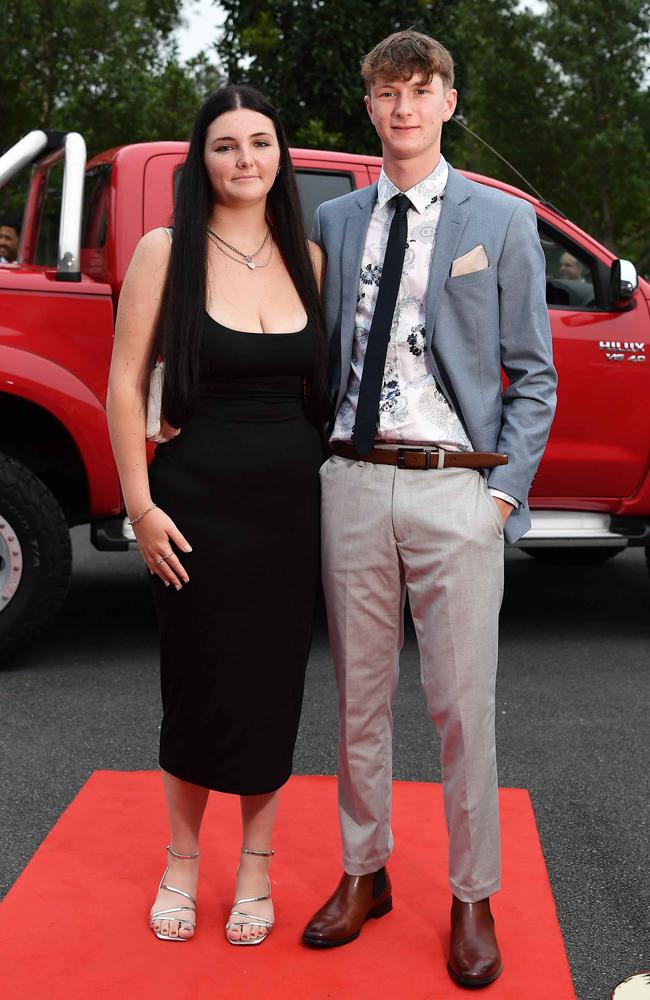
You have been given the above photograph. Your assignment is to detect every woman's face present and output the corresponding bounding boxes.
[203,108,281,208]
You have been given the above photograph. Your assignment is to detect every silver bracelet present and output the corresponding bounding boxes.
[128,502,157,526]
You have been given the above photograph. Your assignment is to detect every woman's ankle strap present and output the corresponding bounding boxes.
[241,847,274,857]
[167,844,200,860]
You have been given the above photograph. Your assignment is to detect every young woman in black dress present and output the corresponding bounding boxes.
[107,86,328,945]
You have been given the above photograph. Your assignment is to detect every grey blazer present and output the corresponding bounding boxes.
[311,163,558,544]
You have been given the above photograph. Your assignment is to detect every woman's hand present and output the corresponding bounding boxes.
[133,508,192,589]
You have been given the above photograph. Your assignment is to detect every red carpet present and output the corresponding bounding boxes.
[0,772,575,999]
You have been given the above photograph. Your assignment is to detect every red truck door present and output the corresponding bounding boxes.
[142,151,186,233]
[531,216,650,503]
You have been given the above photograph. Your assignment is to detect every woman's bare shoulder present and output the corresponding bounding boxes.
[134,227,173,260]
[126,228,172,282]
[121,228,172,304]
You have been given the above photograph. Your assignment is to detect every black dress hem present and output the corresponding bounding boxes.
[159,757,293,797]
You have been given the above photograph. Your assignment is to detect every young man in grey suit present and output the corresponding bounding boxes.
[301,30,557,988]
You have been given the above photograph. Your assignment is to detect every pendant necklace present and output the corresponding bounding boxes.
[207,228,274,269]
[206,225,270,269]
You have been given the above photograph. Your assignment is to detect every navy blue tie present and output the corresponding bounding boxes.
[353,193,411,457]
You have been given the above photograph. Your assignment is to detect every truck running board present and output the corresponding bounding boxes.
[517,511,649,547]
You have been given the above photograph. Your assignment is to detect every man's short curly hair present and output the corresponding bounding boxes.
[360,30,454,93]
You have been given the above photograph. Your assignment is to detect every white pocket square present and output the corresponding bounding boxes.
[451,245,489,277]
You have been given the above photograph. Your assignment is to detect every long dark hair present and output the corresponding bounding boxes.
[157,85,330,425]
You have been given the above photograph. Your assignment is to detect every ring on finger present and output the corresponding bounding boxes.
[155,552,173,566]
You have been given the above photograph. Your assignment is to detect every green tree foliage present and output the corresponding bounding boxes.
[542,0,650,260]
[219,0,650,263]
[455,0,650,261]
[0,0,222,157]
[449,0,561,189]
[2,0,649,265]
[217,0,466,156]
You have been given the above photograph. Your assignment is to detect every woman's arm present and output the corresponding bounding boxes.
[106,228,191,589]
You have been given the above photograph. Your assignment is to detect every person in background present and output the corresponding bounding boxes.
[558,250,586,281]
[0,221,19,263]
[107,85,327,947]
[301,30,556,989]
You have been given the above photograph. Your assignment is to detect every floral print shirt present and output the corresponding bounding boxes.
[330,156,472,450]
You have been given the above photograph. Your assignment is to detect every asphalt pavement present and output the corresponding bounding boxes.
[1,527,649,1000]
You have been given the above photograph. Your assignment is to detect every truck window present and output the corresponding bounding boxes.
[33,162,64,267]
[170,165,354,234]
[295,170,354,231]
[81,164,111,249]
[538,221,597,309]
[172,164,182,205]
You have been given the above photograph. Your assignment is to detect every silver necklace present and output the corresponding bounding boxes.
[207,228,274,269]
[206,225,270,269]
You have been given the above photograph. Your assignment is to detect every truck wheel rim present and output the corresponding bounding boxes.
[0,516,23,611]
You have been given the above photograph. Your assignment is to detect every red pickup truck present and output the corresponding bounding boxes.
[0,130,648,663]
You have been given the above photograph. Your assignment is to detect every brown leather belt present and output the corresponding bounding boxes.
[331,442,508,470]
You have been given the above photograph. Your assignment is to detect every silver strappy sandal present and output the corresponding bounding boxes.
[225,847,275,946]
[150,845,200,941]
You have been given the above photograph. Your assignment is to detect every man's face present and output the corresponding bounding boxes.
[559,252,582,280]
[0,226,19,262]
[364,73,456,163]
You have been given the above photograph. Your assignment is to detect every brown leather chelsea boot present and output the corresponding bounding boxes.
[301,868,392,948]
[448,895,503,988]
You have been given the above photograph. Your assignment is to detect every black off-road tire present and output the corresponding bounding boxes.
[0,454,72,665]
[521,546,626,566]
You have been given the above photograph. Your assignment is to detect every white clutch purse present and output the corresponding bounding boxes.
[146,228,177,444]
[146,360,167,442]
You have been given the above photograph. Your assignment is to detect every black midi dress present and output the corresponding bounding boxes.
[147,313,323,795]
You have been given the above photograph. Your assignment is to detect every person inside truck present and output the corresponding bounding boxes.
[107,84,328,948]
[552,248,594,306]
[0,220,19,263]
[558,250,586,281]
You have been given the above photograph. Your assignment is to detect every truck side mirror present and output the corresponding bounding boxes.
[609,258,638,308]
